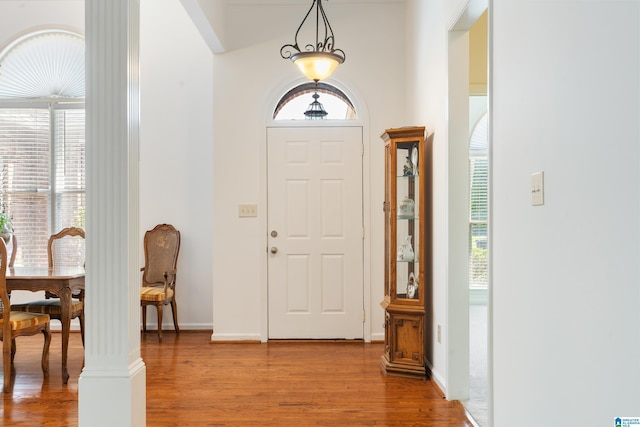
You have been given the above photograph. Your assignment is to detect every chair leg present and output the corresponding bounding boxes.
[3,339,11,393]
[156,304,163,343]
[79,313,85,346]
[170,299,180,334]
[142,305,147,333]
[10,339,16,363]
[41,325,51,374]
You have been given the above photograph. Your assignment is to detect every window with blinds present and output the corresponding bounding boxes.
[0,108,51,266]
[0,105,85,267]
[469,113,488,288]
[0,29,85,268]
[53,108,86,234]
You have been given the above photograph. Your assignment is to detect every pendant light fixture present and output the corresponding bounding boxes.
[304,91,328,120]
[280,0,346,82]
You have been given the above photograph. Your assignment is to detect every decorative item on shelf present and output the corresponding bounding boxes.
[403,155,413,176]
[280,0,346,82]
[398,196,415,219]
[410,144,419,175]
[407,272,419,299]
[0,212,13,243]
[397,235,414,262]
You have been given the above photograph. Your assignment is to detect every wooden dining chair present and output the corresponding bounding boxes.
[0,238,52,392]
[11,227,85,344]
[140,224,181,342]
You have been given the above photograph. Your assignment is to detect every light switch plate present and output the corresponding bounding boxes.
[531,172,544,206]
[239,204,257,217]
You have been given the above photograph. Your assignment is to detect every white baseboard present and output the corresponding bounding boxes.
[210,332,262,342]
[51,323,214,333]
[370,332,384,342]
[50,321,82,332]
[426,359,447,397]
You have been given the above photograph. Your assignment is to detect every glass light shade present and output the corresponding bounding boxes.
[292,52,343,81]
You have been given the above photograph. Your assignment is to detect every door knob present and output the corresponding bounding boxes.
[271,230,278,238]
[270,247,278,254]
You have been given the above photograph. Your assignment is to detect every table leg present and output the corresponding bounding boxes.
[59,287,72,385]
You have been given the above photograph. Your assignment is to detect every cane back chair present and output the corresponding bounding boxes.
[140,224,180,342]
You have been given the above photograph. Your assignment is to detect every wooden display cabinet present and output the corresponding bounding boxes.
[380,126,431,379]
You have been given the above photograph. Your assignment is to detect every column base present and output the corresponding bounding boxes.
[79,358,146,427]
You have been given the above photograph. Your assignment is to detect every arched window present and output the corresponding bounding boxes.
[0,30,85,267]
[274,82,356,120]
[0,30,84,98]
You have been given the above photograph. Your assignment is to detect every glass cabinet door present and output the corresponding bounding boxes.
[393,142,421,302]
[383,144,391,302]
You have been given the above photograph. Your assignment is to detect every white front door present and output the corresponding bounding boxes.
[267,126,363,339]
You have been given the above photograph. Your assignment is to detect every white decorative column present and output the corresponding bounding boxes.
[79,1,145,426]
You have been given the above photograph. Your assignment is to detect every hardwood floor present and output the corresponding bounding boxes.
[2,331,473,426]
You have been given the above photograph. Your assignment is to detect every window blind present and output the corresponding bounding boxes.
[54,108,85,233]
[0,108,51,267]
[469,157,488,287]
[0,105,85,267]
[469,112,489,288]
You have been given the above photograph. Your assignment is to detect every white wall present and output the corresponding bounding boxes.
[405,0,452,395]
[491,1,640,424]
[0,0,214,332]
[210,1,406,340]
[0,1,84,42]
[140,0,214,330]
[406,0,640,423]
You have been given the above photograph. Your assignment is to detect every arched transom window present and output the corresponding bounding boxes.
[274,82,356,120]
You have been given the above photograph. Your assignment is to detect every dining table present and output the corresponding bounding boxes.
[6,266,85,385]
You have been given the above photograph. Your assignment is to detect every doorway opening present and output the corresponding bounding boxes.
[447,3,490,427]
